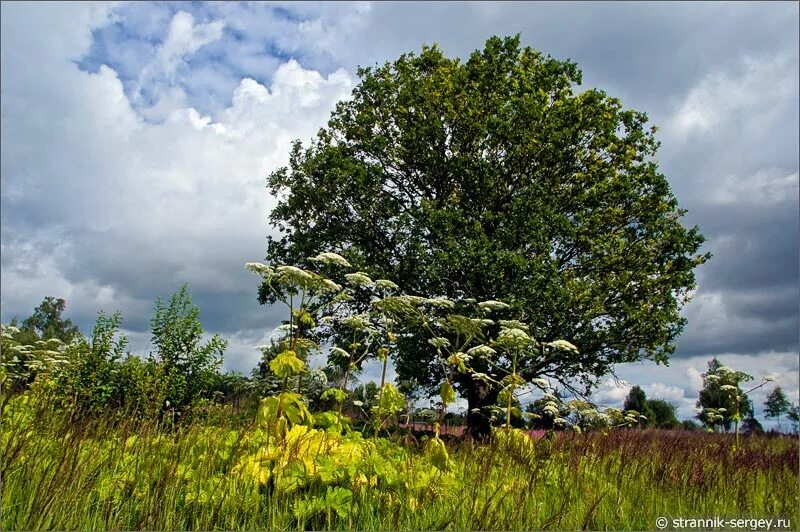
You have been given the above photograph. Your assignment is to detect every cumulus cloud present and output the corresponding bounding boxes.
[130,11,225,121]
[666,54,796,141]
[1,2,352,373]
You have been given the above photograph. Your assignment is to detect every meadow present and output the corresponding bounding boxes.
[2,390,797,531]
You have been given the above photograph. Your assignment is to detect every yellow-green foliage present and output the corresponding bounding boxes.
[269,350,306,379]
[2,390,798,531]
[373,384,405,418]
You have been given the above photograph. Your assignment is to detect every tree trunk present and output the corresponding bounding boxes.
[464,378,499,441]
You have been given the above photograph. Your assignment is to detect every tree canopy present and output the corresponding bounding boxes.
[16,296,81,344]
[623,385,647,414]
[263,35,708,437]
[764,386,790,430]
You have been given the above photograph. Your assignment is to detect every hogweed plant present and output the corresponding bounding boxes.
[247,255,408,434]
[700,364,777,450]
[246,254,648,477]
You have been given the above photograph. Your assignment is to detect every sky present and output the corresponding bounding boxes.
[1,1,798,426]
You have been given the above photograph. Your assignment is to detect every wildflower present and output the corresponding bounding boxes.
[471,372,496,384]
[320,279,343,293]
[309,252,352,268]
[467,344,496,358]
[428,337,451,349]
[496,327,532,350]
[245,262,273,276]
[341,314,371,330]
[764,375,777,382]
[720,384,738,392]
[329,347,351,360]
[447,352,471,372]
[345,272,374,287]
[399,295,426,305]
[425,297,455,309]
[498,320,529,331]
[543,402,560,416]
[530,377,550,390]
[546,340,579,353]
[478,300,510,311]
[375,279,399,291]
[271,323,292,334]
[275,265,314,286]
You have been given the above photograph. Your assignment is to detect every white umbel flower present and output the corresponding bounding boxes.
[428,337,451,349]
[309,252,352,268]
[467,344,496,358]
[546,340,579,354]
[245,262,273,276]
[345,272,374,287]
[425,297,455,309]
[477,300,510,311]
[530,378,551,390]
[375,279,399,291]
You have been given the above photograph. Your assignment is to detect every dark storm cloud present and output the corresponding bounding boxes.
[317,2,798,111]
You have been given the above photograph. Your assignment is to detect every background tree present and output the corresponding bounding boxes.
[620,387,678,428]
[55,311,128,415]
[149,284,227,416]
[786,404,799,434]
[741,416,764,435]
[18,296,81,344]
[695,358,753,432]
[6,297,82,388]
[623,386,647,414]
[264,35,708,438]
[252,341,286,396]
[764,386,790,432]
[681,419,700,431]
[644,399,680,429]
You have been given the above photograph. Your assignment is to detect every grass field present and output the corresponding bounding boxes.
[2,392,797,531]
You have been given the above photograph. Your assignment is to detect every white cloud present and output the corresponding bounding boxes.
[710,169,799,206]
[130,11,225,121]
[666,53,797,140]
[159,11,224,75]
[1,2,353,373]
[593,377,632,406]
[685,366,704,394]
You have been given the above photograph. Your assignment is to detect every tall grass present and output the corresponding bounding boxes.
[2,392,797,531]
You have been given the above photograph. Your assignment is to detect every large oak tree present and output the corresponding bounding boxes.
[263,36,708,438]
